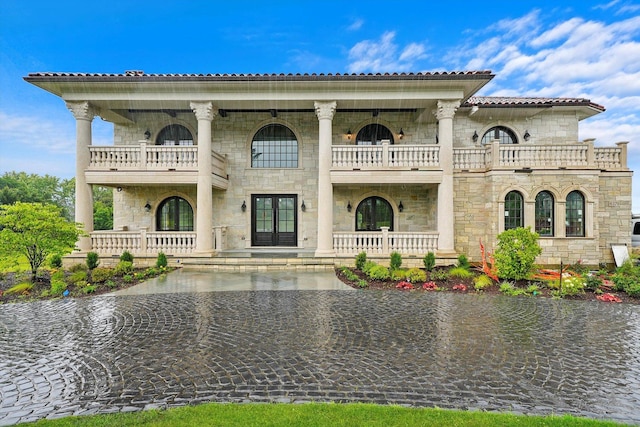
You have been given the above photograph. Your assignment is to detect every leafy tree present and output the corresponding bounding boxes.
[0,202,82,281]
[494,227,542,280]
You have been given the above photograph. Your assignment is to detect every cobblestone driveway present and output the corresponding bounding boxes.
[1,290,639,425]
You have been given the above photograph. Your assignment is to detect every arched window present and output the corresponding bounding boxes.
[355,124,394,145]
[156,124,194,146]
[566,191,585,237]
[481,126,517,145]
[356,196,393,231]
[156,197,194,231]
[535,191,554,236]
[251,124,298,168]
[504,191,524,230]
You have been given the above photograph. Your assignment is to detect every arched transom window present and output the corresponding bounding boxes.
[356,196,394,231]
[356,124,394,145]
[535,191,554,236]
[156,124,194,146]
[566,191,585,237]
[251,124,298,168]
[504,191,524,230]
[481,126,517,145]
[156,196,194,231]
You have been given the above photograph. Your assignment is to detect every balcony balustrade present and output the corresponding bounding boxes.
[333,229,439,256]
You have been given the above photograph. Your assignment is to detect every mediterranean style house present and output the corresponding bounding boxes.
[25,71,632,268]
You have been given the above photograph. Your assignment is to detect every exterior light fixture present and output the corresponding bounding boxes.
[347,201,352,212]
[116,186,122,192]
[347,129,352,140]
[524,130,531,141]
[241,200,247,212]
[144,202,151,212]
[399,201,404,212]
[144,129,151,140]
[398,128,404,139]
[472,131,479,143]
[301,200,306,212]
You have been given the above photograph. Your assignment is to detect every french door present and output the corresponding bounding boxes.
[251,195,297,246]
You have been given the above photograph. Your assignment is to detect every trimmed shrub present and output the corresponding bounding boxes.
[91,267,114,283]
[114,261,134,275]
[448,266,473,279]
[120,251,134,263]
[423,252,436,271]
[86,252,100,270]
[457,254,470,270]
[156,252,168,268]
[391,269,407,281]
[389,251,402,271]
[67,270,87,285]
[494,227,542,280]
[49,254,63,269]
[474,274,493,291]
[362,261,377,275]
[406,267,427,283]
[355,252,367,271]
[69,263,87,273]
[367,265,390,280]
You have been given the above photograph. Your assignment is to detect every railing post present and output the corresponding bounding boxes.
[492,140,501,169]
[139,141,147,170]
[584,139,595,167]
[382,142,389,167]
[140,227,148,256]
[381,227,389,255]
[616,141,629,169]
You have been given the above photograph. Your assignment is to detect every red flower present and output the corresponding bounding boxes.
[422,281,438,291]
[396,281,414,290]
[596,293,622,303]
[453,284,467,292]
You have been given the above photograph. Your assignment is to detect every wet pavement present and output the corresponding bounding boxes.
[1,272,639,425]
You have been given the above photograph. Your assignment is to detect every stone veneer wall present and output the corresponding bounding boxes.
[453,170,632,266]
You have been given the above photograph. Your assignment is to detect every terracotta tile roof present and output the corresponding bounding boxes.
[464,96,605,111]
[26,70,494,81]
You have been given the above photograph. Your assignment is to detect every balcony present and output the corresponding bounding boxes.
[333,229,439,256]
[454,140,628,171]
[85,142,228,188]
[331,143,442,184]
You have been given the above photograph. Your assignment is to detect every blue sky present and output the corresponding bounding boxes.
[0,0,638,211]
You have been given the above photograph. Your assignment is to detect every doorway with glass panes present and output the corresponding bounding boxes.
[251,194,297,246]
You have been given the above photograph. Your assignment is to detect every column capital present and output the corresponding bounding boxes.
[190,101,218,121]
[434,100,460,121]
[314,101,337,120]
[66,101,96,121]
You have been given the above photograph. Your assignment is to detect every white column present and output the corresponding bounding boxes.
[190,101,217,254]
[435,100,460,255]
[314,101,337,257]
[67,101,96,252]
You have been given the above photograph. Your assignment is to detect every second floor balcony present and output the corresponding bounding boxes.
[85,142,228,189]
[330,140,628,184]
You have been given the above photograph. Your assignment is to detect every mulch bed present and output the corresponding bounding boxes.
[335,266,640,305]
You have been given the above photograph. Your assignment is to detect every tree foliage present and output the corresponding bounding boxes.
[494,227,542,280]
[0,172,113,229]
[0,202,83,280]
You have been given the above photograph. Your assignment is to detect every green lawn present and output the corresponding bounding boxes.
[26,403,629,426]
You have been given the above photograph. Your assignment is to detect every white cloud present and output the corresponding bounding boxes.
[347,31,427,73]
[347,18,364,32]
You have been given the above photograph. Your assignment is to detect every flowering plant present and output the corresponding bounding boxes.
[452,284,467,292]
[596,293,622,303]
[422,281,438,291]
[396,281,414,290]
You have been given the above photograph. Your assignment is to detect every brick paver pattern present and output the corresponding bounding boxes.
[1,291,639,425]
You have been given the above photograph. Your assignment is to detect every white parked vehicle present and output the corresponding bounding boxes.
[633,214,640,247]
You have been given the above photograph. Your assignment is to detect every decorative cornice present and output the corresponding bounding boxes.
[190,101,217,121]
[314,101,337,120]
[66,101,96,121]
[434,100,460,120]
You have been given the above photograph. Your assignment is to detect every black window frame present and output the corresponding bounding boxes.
[355,124,394,145]
[155,124,194,146]
[504,191,524,230]
[535,191,554,237]
[566,191,585,237]
[156,196,194,231]
[481,126,518,145]
[251,124,298,168]
[355,196,394,231]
